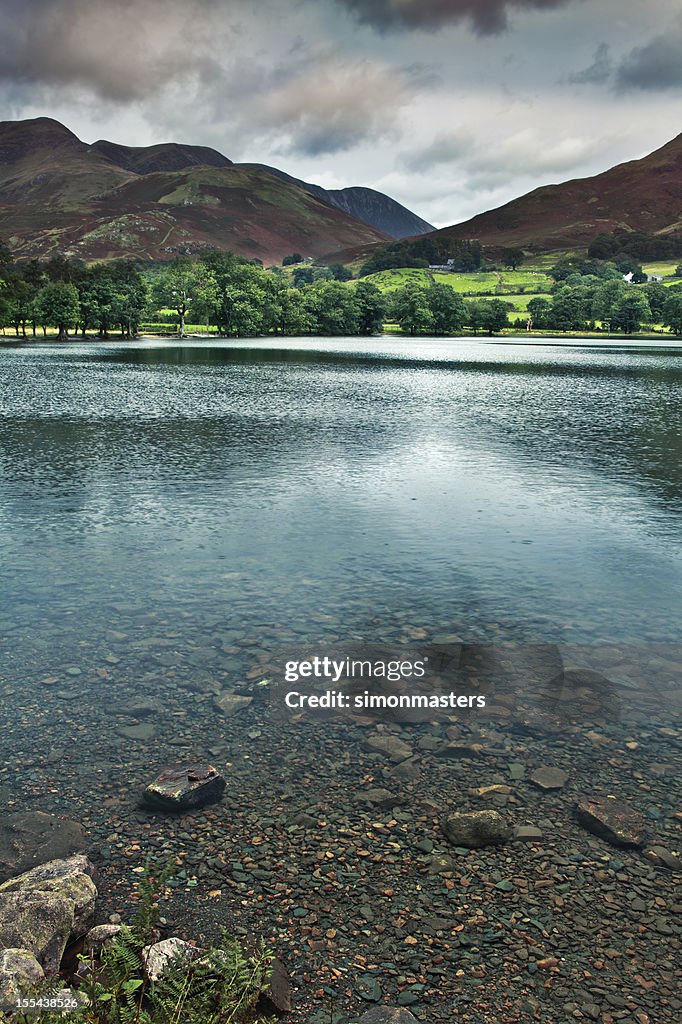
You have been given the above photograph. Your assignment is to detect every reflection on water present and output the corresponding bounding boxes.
[2,337,682,663]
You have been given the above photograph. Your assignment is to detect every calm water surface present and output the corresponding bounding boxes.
[1,336,682,687]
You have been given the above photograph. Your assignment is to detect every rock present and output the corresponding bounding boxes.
[529,767,569,790]
[512,826,544,841]
[142,764,226,811]
[260,957,292,1014]
[142,937,197,983]
[214,692,253,716]
[642,846,681,871]
[0,812,85,884]
[83,923,122,955]
[357,788,403,809]
[0,855,97,971]
[0,948,44,1013]
[116,722,157,741]
[358,1009,419,1024]
[442,810,508,848]
[364,734,413,763]
[575,795,647,848]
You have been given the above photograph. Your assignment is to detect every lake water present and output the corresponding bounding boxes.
[2,336,682,662]
[2,336,681,1021]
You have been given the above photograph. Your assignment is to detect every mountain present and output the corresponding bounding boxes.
[423,132,682,252]
[244,164,433,238]
[90,139,233,175]
[0,117,432,263]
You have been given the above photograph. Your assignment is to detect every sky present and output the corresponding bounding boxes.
[0,0,681,227]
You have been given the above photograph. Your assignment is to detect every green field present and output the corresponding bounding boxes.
[362,267,552,296]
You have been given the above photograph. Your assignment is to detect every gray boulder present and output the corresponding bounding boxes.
[0,855,97,972]
[0,811,85,884]
[142,764,226,811]
[442,810,508,848]
[0,948,45,1013]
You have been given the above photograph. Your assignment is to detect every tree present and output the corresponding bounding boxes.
[276,287,314,335]
[328,262,353,282]
[674,263,682,278]
[305,281,360,335]
[282,253,303,266]
[354,280,386,335]
[292,266,315,287]
[390,281,433,335]
[610,291,652,334]
[35,281,80,339]
[662,293,682,335]
[500,247,524,271]
[153,258,213,338]
[527,297,552,329]
[476,298,509,335]
[426,282,466,334]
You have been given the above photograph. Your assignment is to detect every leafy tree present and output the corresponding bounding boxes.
[305,281,360,335]
[390,281,433,335]
[354,280,386,335]
[474,298,509,335]
[674,263,682,278]
[35,281,80,339]
[292,266,315,287]
[551,285,592,330]
[643,282,669,322]
[610,291,652,334]
[328,262,353,282]
[527,296,552,329]
[282,252,303,266]
[426,282,466,334]
[153,258,213,337]
[276,286,314,334]
[662,292,682,335]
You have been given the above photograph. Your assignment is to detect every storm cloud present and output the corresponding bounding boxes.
[616,24,682,91]
[335,0,581,35]
[0,0,227,101]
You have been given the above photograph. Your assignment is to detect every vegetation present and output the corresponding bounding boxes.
[14,859,275,1024]
[359,237,483,276]
[2,236,681,340]
[587,228,682,263]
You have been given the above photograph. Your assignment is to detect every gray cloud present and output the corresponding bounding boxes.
[0,0,226,101]
[257,60,407,156]
[335,0,581,35]
[400,132,473,172]
[568,42,612,84]
[616,25,682,91]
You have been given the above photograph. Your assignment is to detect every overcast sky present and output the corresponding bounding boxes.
[1,0,681,226]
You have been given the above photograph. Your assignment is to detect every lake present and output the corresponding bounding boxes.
[2,335,681,1020]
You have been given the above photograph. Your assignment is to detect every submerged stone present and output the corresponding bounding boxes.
[442,810,509,848]
[142,763,226,811]
[575,795,646,848]
[0,811,85,884]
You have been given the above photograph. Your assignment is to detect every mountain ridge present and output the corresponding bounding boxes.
[0,117,433,262]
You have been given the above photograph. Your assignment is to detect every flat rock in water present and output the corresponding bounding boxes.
[575,795,647,848]
[0,855,97,972]
[513,825,544,841]
[142,763,226,811]
[364,734,413,763]
[358,1009,419,1024]
[0,948,45,1012]
[214,692,253,716]
[530,767,569,790]
[357,788,403,808]
[0,811,86,884]
[442,809,509,848]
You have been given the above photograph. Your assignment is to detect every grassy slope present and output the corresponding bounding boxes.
[362,267,554,321]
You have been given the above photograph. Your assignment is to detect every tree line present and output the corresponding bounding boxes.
[527,261,682,335]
